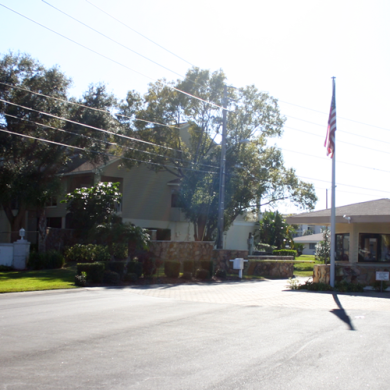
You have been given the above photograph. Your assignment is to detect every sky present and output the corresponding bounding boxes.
[1,0,389,215]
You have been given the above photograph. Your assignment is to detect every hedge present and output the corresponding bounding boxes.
[77,262,105,283]
[272,250,297,259]
[164,261,181,278]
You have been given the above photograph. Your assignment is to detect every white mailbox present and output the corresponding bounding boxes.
[230,258,248,278]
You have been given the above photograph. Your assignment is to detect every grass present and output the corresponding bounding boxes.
[293,255,323,277]
[0,266,77,293]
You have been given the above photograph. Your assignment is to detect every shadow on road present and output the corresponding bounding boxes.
[330,292,355,331]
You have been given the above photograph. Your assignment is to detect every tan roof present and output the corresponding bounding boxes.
[293,233,323,243]
[286,199,390,225]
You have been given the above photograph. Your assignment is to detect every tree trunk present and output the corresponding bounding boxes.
[38,207,47,253]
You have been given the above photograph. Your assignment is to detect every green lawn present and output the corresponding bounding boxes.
[293,255,322,277]
[0,266,77,293]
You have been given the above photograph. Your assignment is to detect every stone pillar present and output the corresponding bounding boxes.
[13,239,30,270]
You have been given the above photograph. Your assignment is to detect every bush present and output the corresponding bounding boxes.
[298,280,333,291]
[74,273,86,287]
[103,270,120,285]
[336,280,364,293]
[137,252,156,277]
[106,261,126,279]
[200,260,214,276]
[181,272,192,280]
[214,268,227,279]
[123,273,138,283]
[164,261,181,278]
[28,250,64,270]
[112,243,128,259]
[127,261,143,278]
[28,251,46,270]
[65,244,110,263]
[77,262,105,283]
[0,265,14,272]
[195,268,210,280]
[273,250,297,259]
[183,260,194,273]
[46,251,65,269]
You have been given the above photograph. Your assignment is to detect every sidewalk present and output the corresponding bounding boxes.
[128,277,390,312]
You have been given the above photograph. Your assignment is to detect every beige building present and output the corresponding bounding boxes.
[286,199,390,265]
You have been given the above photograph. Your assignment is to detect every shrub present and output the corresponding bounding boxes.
[137,252,156,277]
[298,280,333,291]
[74,273,86,287]
[195,268,210,280]
[214,268,227,279]
[46,251,65,269]
[0,265,14,272]
[28,251,64,270]
[103,270,120,285]
[112,243,128,259]
[106,261,126,279]
[164,261,181,278]
[65,244,110,263]
[336,280,364,293]
[200,260,214,276]
[77,262,105,283]
[183,260,194,273]
[181,272,192,280]
[123,273,138,283]
[272,250,297,259]
[127,261,143,278]
[28,252,46,270]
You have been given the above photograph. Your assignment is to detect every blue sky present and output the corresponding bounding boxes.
[1,0,389,214]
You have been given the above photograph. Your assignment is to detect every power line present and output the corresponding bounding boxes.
[85,0,195,68]
[0,81,181,130]
[296,174,389,195]
[280,100,390,132]
[283,125,390,155]
[42,0,189,82]
[280,146,390,174]
[0,98,181,152]
[3,113,219,170]
[0,3,228,112]
[0,127,219,175]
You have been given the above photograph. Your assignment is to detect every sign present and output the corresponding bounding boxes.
[376,272,389,281]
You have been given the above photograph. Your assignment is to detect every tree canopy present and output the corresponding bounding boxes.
[0,52,118,241]
[118,68,317,240]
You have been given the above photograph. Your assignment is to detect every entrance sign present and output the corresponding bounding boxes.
[376,272,389,281]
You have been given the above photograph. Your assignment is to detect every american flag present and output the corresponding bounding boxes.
[324,78,336,158]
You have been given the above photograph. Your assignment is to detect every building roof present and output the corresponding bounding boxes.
[293,233,323,243]
[286,199,390,225]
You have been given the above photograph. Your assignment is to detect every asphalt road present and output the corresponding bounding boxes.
[1,283,390,390]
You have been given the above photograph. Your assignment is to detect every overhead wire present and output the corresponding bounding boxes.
[0,81,182,130]
[0,3,228,112]
[2,112,218,170]
[0,127,220,175]
[85,0,195,68]
[42,0,190,82]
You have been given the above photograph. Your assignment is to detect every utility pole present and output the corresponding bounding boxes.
[217,85,228,249]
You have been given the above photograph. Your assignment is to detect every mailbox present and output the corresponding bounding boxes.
[230,258,248,278]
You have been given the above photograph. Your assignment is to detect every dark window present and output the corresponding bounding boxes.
[309,243,316,250]
[335,233,349,260]
[358,233,390,262]
[47,217,62,229]
[171,193,179,208]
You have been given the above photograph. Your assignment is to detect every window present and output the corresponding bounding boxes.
[335,233,349,261]
[46,217,62,229]
[171,192,179,208]
[358,233,390,262]
[309,243,316,250]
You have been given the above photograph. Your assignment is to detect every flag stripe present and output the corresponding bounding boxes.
[325,80,336,158]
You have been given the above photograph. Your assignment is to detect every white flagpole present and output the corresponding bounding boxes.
[330,77,336,287]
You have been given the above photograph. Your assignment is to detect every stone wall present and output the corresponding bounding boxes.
[246,261,294,279]
[212,249,248,270]
[313,264,390,285]
[149,241,214,264]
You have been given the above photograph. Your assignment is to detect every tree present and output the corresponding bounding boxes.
[61,182,122,238]
[0,53,118,245]
[315,227,331,264]
[254,210,295,250]
[118,68,317,240]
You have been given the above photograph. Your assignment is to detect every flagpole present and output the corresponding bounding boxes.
[330,77,336,287]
